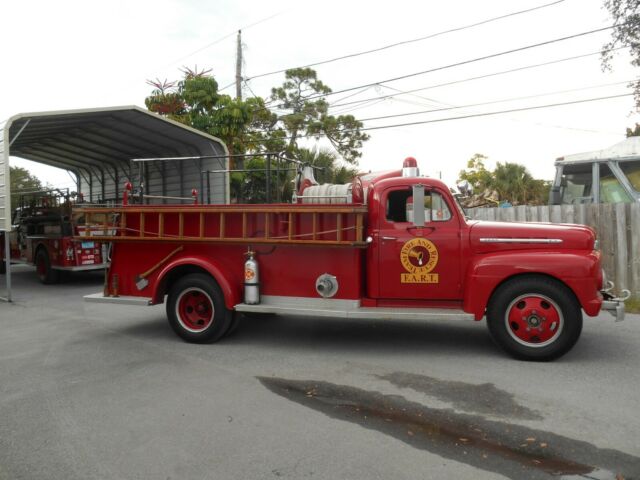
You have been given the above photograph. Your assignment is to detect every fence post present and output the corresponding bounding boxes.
[614,203,629,295]
[631,203,640,297]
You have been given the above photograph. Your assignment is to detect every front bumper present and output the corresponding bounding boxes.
[600,281,631,322]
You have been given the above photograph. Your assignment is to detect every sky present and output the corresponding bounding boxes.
[1,0,639,191]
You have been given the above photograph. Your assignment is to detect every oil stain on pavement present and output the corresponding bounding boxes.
[258,376,640,479]
[376,371,542,420]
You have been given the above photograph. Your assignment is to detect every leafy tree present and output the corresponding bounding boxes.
[10,166,45,211]
[146,68,280,201]
[457,154,493,192]
[602,0,640,107]
[145,67,370,203]
[145,68,275,158]
[270,68,369,163]
[457,154,550,205]
[627,122,640,136]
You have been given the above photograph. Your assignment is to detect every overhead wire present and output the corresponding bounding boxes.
[357,93,635,132]
[328,47,627,109]
[283,93,633,139]
[236,0,568,84]
[303,25,621,103]
[356,80,636,122]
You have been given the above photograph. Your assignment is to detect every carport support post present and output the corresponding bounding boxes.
[3,235,10,302]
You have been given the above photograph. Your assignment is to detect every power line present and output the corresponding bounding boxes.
[287,93,633,139]
[303,25,619,103]
[328,47,627,109]
[239,0,567,83]
[356,80,636,122]
[360,93,634,131]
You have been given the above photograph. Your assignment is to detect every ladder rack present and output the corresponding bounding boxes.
[74,205,368,248]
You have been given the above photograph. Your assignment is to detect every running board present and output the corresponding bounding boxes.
[84,293,152,306]
[53,263,110,272]
[235,295,474,321]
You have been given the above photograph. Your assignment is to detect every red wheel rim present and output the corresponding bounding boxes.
[504,294,563,348]
[175,288,214,333]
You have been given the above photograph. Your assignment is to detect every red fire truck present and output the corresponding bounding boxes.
[0,189,108,283]
[80,158,628,361]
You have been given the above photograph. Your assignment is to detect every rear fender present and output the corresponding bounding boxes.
[152,255,241,309]
[463,251,601,320]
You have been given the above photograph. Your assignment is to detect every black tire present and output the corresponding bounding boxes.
[222,311,242,338]
[166,273,231,343]
[35,248,60,284]
[486,275,582,361]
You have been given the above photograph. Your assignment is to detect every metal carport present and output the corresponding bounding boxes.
[0,106,229,302]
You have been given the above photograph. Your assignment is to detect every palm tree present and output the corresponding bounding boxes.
[295,148,359,185]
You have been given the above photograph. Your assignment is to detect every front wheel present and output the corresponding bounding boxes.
[166,273,231,343]
[486,276,582,361]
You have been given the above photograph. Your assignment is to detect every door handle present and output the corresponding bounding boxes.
[382,236,397,240]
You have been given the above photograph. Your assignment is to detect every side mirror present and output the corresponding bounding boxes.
[549,186,562,205]
[412,184,425,226]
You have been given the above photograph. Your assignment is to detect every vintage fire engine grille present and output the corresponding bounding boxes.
[75,205,368,247]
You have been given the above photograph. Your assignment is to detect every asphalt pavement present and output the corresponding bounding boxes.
[1,265,639,480]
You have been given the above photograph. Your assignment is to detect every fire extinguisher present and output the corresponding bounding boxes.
[244,250,260,305]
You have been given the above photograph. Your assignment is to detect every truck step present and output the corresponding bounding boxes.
[84,293,152,306]
[235,295,474,321]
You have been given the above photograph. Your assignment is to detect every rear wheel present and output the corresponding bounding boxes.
[166,273,231,343]
[487,276,582,361]
[35,248,60,284]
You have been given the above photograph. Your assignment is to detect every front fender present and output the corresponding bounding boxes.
[152,255,241,309]
[463,251,602,320]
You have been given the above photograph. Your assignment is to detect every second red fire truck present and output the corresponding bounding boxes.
[0,189,108,283]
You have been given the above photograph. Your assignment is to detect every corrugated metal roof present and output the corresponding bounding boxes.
[1,105,230,231]
[556,137,640,165]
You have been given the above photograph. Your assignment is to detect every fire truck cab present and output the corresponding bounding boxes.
[81,158,628,361]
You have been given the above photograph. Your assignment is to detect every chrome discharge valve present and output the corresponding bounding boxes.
[316,273,338,298]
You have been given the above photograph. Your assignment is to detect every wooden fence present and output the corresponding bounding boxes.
[466,204,640,298]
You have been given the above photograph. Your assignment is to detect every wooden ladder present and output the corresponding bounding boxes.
[76,205,368,248]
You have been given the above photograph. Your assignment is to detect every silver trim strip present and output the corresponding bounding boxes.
[479,238,563,244]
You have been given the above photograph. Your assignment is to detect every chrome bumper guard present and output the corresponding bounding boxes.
[601,281,631,322]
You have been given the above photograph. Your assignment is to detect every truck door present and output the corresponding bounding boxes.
[375,184,462,300]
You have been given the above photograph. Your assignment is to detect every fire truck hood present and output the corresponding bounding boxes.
[468,221,596,253]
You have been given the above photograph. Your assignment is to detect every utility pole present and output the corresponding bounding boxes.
[235,30,242,100]
[235,29,244,202]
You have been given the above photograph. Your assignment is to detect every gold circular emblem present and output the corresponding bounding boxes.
[400,238,438,274]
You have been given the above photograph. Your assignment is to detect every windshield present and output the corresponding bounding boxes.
[452,193,470,221]
[618,160,640,193]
